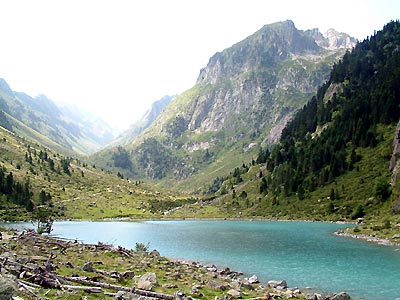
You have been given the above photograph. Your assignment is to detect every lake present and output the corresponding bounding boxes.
[2,220,400,300]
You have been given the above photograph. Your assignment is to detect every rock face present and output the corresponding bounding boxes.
[390,120,400,213]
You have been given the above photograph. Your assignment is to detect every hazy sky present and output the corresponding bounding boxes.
[0,0,398,130]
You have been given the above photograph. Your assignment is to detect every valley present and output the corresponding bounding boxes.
[0,19,400,300]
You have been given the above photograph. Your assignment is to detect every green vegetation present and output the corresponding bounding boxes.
[175,21,400,242]
[0,126,194,222]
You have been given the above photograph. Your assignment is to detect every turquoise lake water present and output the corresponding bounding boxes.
[3,220,400,300]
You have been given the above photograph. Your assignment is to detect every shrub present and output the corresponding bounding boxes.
[134,242,150,253]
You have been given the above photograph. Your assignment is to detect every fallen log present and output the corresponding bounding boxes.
[62,285,102,293]
[59,275,175,300]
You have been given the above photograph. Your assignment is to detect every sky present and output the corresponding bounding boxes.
[0,0,399,131]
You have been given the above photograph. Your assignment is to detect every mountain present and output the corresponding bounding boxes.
[109,95,175,147]
[176,21,400,231]
[93,20,356,188]
[0,79,117,155]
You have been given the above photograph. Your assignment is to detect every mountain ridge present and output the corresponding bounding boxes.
[0,78,116,155]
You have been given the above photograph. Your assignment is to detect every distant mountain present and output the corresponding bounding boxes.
[109,95,175,147]
[0,79,116,155]
[93,20,356,187]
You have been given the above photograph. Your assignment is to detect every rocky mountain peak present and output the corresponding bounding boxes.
[324,28,357,50]
[196,21,354,86]
[0,78,14,96]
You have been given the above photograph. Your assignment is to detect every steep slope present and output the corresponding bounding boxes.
[0,78,116,155]
[94,20,355,188]
[0,125,189,221]
[109,95,175,147]
[181,21,400,233]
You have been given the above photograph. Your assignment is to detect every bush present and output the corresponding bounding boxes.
[134,242,150,253]
[374,177,391,202]
[351,204,365,219]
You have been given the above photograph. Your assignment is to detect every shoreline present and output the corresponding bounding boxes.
[334,230,400,247]
[0,227,352,300]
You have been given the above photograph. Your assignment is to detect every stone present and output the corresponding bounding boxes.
[82,261,94,272]
[267,280,287,289]
[331,292,351,300]
[229,280,242,290]
[149,249,160,257]
[65,261,75,268]
[248,274,259,284]
[305,294,317,300]
[122,271,135,279]
[115,291,139,300]
[227,289,242,299]
[174,291,186,300]
[392,234,400,239]
[206,265,218,273]
[220,267,231,275]
[207,280,225,291]
[137,272,157,291]
[162,283,178,289]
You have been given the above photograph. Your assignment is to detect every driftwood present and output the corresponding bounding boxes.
[59,275,175,299]
[0,230,182,300]
[2,257,176,299]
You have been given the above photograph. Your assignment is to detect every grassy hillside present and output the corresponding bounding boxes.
[0,126,193,222]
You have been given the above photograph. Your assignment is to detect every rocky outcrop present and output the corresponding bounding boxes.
[389,120,400,213]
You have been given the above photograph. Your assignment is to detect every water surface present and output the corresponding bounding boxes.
[3,220,400,300]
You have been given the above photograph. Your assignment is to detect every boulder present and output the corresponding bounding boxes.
[230,280,242,290]
[207,280,227,291]
[149,249,160,257]
[267,280,287,289]
[122,271,135,279]
[137,272,157,291]
[162,283,178,289]
[305,293,323,300]
[305,294,317,300]
[331,292,351,300]
[115,291,139,300]
[248,274,259,284]
[82,261,94,272]
[227,289,242,299]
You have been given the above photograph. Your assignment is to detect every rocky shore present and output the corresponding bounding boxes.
[334,230,400,247]
[0,228,351,300]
